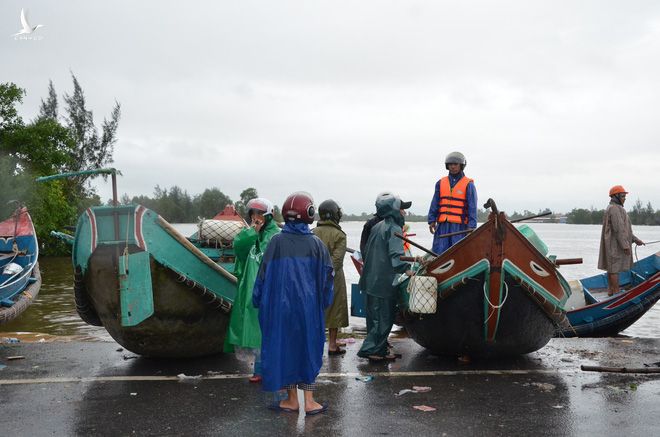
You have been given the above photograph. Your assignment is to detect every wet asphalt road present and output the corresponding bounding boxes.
[1,337,660,436]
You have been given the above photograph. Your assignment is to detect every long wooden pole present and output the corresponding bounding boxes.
[394,233,439,257]
[433,228,473,239]
[510,211,553,223]
[554,258,583,266]
[581,365,660,374]
[157,217,238,285]
[111,172,119,240]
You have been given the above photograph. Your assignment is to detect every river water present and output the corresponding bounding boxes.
[2,222,659,339]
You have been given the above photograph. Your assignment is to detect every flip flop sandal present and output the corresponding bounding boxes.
[306,402,329,416]
[328,348,346,356]
[367,354,396,362]
[268,402,299,413]
[248,375,262,383]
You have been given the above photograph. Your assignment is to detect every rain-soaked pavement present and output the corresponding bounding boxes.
[1,337,660,436]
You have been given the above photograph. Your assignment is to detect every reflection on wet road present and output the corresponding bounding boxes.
[1,338,659,436]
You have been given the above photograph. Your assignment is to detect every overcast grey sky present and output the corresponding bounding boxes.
[2,1,659,216]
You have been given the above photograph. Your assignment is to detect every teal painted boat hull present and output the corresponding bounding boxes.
[72,205,237,357]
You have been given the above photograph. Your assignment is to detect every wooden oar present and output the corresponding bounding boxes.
[394,233,439,257]
[554,258,583,266]
[433,228,474,239]
[510,211,553,223]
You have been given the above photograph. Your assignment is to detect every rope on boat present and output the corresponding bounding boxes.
[483,281,509,310]
[176,273,232,313]
[512,276,571,331]
[483,281,509,325]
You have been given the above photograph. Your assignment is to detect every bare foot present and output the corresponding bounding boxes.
[280,399,299,411]
[305,400,323,413]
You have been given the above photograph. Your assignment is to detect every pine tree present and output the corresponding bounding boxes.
[63,73,121,175]
[38,80,58,120]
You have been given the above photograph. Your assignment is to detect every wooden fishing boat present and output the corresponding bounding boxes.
[43,169,238,357]
[557,252,660,338]
[0,207,41,324]
[402,200,572,357]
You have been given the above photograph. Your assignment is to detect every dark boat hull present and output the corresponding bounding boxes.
[72,205,237,358]
[405,207,570,358]
[404,272,556,357]
[84,244,229,357]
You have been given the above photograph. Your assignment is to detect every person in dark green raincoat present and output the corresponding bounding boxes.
[357,193,413,362]
[225,198,280,382]
[313,199,348,355]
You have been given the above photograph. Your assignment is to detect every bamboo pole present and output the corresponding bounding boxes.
[433,228,473,239]
[394,233,438,257]
[554,258,583,266]
[510,211,553,223]
[157,217,237,285]
[581,365,660,374]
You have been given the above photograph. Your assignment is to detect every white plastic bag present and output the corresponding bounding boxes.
[2,262,23,276]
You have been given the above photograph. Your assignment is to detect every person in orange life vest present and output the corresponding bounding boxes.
[402,223,413,256]
[427,151,477,254]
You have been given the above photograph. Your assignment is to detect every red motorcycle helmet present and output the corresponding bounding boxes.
[282,191,316,224]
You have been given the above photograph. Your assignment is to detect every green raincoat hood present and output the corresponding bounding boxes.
[375,194,405,227]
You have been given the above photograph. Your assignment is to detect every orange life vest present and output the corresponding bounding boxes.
[437,176,473,224]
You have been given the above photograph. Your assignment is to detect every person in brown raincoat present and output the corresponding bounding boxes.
[313,199,349,355]
[598,185,645,296]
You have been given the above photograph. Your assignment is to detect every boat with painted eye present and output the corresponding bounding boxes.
[42,169,239,357]
[0,207,41,325]
[401,199,573,358]
[557,252,660,338]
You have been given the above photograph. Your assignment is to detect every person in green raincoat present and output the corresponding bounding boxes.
[357,193,413,362]
[313,199,348,356]
[225,198,280,382]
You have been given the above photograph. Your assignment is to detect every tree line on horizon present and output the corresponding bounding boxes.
[111,186,660,227]
[119,186,284,223]
[565,200,660,226]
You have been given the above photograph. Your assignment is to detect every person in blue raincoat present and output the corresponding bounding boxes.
[427,151,478,254]
[252,192,334,416]
[357,193,412,361]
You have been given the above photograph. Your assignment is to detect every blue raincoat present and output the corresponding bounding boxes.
[252,221,334,392]
[427,171,478,254]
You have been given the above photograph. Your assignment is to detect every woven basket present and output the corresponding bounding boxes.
[407,275,438,314]
[198,219,245,242]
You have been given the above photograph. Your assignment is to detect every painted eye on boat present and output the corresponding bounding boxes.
[431,260,455,275]
[529,261,549,277]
